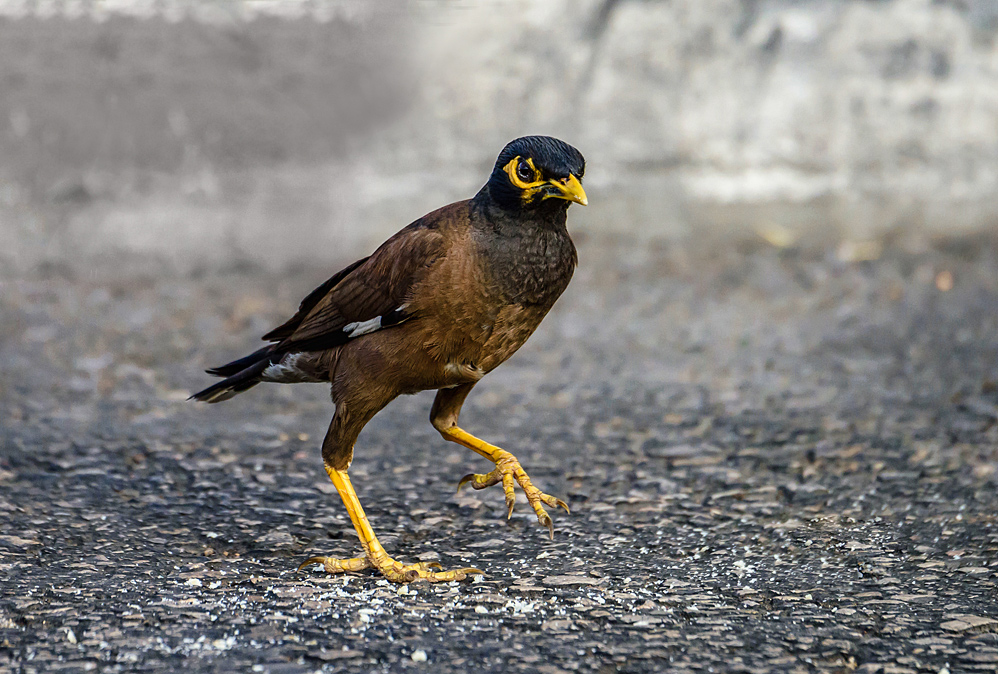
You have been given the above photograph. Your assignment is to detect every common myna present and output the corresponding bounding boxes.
[192,136,587,582]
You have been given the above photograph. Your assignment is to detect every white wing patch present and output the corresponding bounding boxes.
[343,316,383,338]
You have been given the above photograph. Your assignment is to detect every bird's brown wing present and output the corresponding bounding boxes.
[261,257,368,343]
[264,217,448,354]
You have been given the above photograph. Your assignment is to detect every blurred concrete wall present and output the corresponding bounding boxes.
[1,0,997,272]
[381,0,998,242]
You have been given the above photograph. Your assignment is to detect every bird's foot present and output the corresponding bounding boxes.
[457,449,569,538]
[298,554,483,583]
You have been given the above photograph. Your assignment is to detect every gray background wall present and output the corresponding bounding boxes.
[1,0,997,272]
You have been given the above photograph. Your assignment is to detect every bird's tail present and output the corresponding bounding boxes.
[189,346,277,403]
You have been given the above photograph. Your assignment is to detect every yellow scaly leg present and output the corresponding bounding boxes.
[298,466,483,583]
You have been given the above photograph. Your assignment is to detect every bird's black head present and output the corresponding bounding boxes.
[480,136,587,214]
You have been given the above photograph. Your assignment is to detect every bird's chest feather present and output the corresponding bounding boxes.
[476,224,577,308]
[402,223,575,385]
[447,226,574,371]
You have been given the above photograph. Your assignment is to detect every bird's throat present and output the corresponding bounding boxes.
[472,203,577,307]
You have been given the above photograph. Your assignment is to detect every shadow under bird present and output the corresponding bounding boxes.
[192,136,587,582]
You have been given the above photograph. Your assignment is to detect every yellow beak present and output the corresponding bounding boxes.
[545,174,588,206]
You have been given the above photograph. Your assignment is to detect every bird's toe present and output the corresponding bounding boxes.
[297,555,372,574]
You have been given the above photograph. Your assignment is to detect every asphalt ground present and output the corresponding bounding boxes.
[3,231,998,673]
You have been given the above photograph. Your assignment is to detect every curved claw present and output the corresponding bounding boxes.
[542,494,571,514]
[540,512,554,539]
[297,556,327,572]
[502,472,516,518]
[456,473,475,493]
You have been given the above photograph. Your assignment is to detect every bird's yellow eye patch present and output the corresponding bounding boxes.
[503,156,545,200]
[502,155,587,206]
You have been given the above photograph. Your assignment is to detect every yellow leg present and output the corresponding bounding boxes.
[298,465,483,583]
[441,426,569,538]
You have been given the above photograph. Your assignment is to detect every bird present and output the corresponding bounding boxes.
[191,136,587,583]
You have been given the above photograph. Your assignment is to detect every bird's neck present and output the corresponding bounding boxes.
[470,192,577,307]
[472,184,570,231]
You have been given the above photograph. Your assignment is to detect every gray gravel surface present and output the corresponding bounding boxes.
[3,233,998,673]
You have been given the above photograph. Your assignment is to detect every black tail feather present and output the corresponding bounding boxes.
[205,345,275,378]
[191,351,277,403]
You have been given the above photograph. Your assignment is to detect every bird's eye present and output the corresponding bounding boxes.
[516,160,535,183]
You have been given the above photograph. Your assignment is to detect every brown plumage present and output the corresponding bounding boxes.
[192,136,587,582]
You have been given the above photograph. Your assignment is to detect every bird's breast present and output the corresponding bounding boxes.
[373,215,576,391]
[474,224,577,308]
